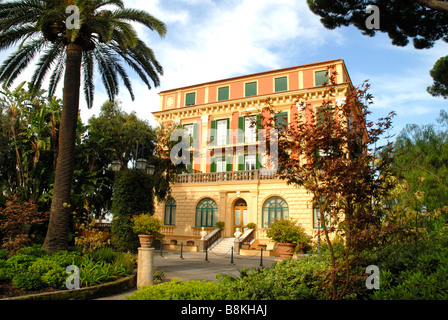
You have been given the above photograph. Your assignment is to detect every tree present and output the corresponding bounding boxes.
[307,0,448,49]
[0,0,166,253]
[393,110,448,213]
[263,67,397,299]
[427,56,448,99]
[307,1,448,99]
[0,82,62,209]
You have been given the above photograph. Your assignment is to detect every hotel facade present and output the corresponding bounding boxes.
[152,59,354,250]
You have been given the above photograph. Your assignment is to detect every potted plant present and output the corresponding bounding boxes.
[246,222,256,230]
[266,218,311,259]
[215,221,225,229]
[241,242,251,250]
[186,239,195,246]
[131,214,163,248]
[170,239,178,245]
[258,243,267,250]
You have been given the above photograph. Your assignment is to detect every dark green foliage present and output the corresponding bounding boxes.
[1,245,135,293]
[307,0,448,49]
[393,110,448,213]
[111,169,155,217]
[369,221,448,300]
[12,272,42,291]
[111,169,154,252]
[428,55,448,99]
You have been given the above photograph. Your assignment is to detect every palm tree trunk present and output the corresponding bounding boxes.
[43,43,82,253]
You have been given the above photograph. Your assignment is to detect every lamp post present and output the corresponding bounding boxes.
[420,203,427,228]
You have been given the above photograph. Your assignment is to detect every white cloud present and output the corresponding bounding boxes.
[100,0,345,126]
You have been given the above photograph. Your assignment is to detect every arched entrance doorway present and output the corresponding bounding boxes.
[234,198,248,234]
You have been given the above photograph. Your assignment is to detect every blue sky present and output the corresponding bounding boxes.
[2,0,447,143]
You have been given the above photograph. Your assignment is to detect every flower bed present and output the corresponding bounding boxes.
[0,245,136,299]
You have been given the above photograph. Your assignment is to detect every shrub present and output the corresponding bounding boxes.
[0,268,13,282]
[41,266,67,289]
[126,279,228,300]
[6,254,38,270]
[218,255,329,300]
[12,272,42,291]
[131,214,163,237]
[0,196,49,252]
[90,247,117,264]
[0,249,8,260]
[266,218,312,245]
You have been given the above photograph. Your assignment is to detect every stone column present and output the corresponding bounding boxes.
[137,247,154,288]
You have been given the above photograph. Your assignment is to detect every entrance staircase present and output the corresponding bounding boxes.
[208,237,236,255]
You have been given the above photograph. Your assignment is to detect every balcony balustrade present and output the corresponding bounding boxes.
[175,169,278,184]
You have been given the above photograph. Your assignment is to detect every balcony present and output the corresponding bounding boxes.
[175,169,278,184]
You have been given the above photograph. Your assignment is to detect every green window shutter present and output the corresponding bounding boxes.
[275,112,288,132]
[210,120,217,146]
[238,116,245,143]
[193,122,198,147]
[226,118,230,145]
[218,86,229,101]
[211,157,216,173]
[187,151,193,173]
[226,156,233,172]
[315,70,329,87]
[238,155,245,171]
[256,154,261,170]
[245,82,257,97]
[275,77,288,92]
[186,92,196,106]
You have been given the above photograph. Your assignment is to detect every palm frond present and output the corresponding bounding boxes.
[0,38,47,87]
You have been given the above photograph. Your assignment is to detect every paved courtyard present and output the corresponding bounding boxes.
[98,250,278,300]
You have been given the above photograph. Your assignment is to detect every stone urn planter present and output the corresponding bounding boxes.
[276,243,297,259]
[138,235,154,248]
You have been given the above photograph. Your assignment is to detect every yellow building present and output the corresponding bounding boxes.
[152,59,353,251]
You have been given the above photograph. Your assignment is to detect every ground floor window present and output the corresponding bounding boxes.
[262,196,289,228]
[195,198,218,228]
[164,198,176,226]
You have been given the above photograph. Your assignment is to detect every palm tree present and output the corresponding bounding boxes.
[0,0,166,253]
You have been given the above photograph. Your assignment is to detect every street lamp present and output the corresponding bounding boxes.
[135,158,148,171]
[146,164,155,175]
[110,160,121,172]
[420,203,428,228]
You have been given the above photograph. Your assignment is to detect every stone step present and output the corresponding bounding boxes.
[209,237,236,254]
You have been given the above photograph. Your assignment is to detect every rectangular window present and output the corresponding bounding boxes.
[275,112,288,133]
[316,105,333,128]
[315,70,329,87]
[245,81,257,97]
[244,116,257,143]
[216,119,228,145]
[218,86,230,101]
[275,76,288,92]
[216,157,226,172]
[185,92,196,106]
[245,155,256,171]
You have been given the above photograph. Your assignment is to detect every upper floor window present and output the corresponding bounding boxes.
[216,119,228,145]
[245,81,257,97]
[186,92,196,106]
[315,70,329,87]
[275,112,288,133]
[218,86,230,101]
[275,76,288,92]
